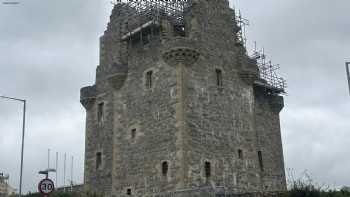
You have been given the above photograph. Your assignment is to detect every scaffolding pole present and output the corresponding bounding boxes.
[346,62,350,95]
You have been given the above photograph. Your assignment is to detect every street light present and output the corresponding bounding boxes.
[346,62,350,95]
[0,95,26,197]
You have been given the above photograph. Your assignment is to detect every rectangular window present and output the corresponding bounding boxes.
[97,102,104,122]
[146,70,153,89]
[258,151,264,171]
[131,128,136,139]
[162,161,169,176]
[204,162,211,178]
[96,152,102,170]
[238,149,243,160]
[216,69,223,87]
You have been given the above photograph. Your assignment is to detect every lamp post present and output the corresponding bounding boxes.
[346,62,350,95]
[0,95,26,197]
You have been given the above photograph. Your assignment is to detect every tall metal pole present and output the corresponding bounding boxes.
[70,156,73,191]
[48,149,50,169]
[0,96,26,197]
[19,100,26,197]
[346,62,350,95]
[63,153,66,191]
[56,152,58,186]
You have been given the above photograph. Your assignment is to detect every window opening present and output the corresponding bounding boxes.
[97,102,104,122]
[131,128,136,139]
[146,70,153,88]
[238,149,243,159]
[126,188,132,195]
[258,151,264,171]
[162,161,169,176]
[204,161,211,178]
[216,69,223,87]
[96,152,102,170]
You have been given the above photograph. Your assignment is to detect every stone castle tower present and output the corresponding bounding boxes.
[80,0,287,196]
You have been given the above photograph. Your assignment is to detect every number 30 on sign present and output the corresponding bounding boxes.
[38,179,55,195]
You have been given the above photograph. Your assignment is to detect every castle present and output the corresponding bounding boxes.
[80,0,287,196]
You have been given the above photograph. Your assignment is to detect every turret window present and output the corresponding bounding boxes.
[97,102,104,122]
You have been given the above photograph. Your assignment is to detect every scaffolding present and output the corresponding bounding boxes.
[110,1,286,94]
[252,47,287,94]
[112,0,192,26]
[234,10,249,48]
[110,0,192,64]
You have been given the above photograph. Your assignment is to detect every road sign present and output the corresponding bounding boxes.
[38,178,55,195]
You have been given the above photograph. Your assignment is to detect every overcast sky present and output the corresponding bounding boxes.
[0,0,349,194]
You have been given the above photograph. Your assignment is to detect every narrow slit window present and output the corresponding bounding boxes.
[162,161,169,176]
[204,161,211,178]
[146,70,153,88]
[216,69,223,87]
[258,151,264,171]
[238,149,243,160]
[97,102,104,122]
[131,128,136,139]
[96,152,102,170]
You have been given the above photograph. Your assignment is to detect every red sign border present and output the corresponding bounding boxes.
[38,178,55,195]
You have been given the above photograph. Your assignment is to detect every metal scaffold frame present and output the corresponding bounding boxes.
[235,10,249,48]
[112,0,192,26]
[251,47,287,94]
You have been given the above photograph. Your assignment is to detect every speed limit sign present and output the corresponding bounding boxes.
[38,178,55,195]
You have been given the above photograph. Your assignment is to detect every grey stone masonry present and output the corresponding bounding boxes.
[80,0,287,196]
